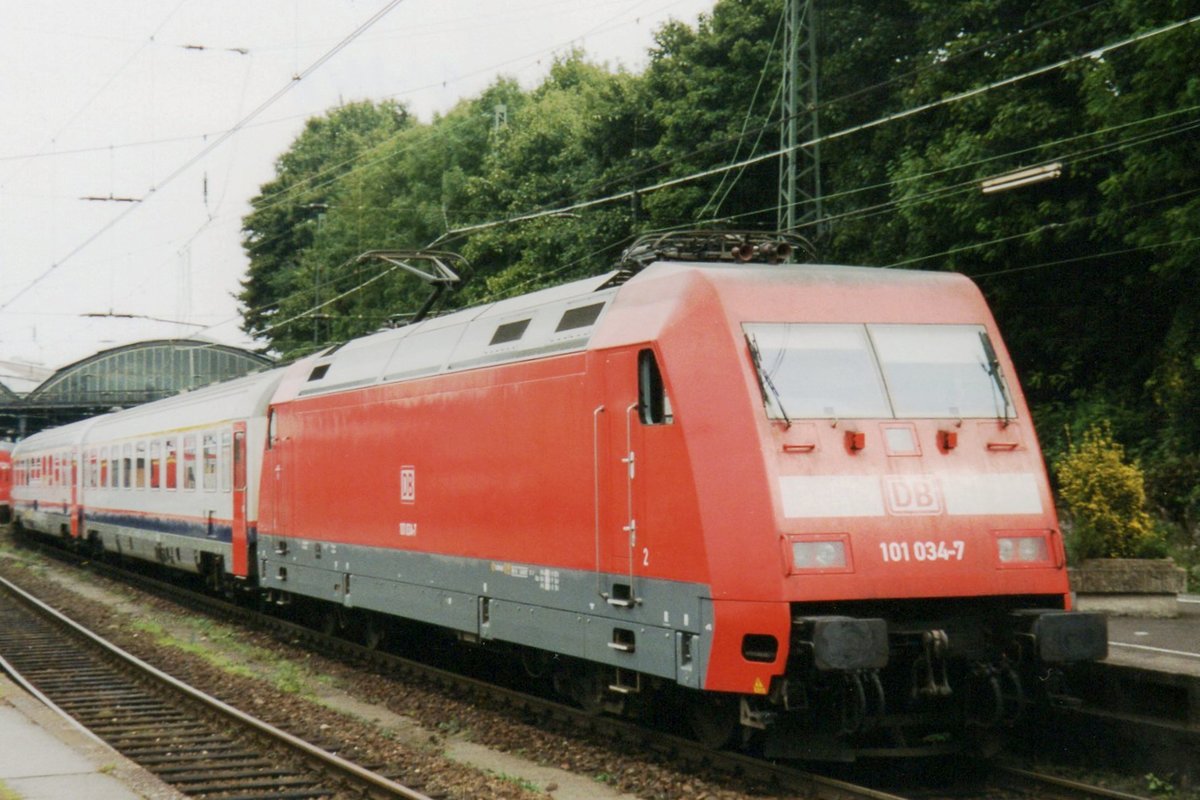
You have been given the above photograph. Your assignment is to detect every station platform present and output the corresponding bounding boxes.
[1104,593,1200,678]
[0,671,184,800]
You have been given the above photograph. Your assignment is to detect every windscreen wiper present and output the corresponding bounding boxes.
[747,334,792,428]
[978,331,1014,426]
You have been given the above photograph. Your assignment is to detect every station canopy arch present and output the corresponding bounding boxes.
[7,339,274,435]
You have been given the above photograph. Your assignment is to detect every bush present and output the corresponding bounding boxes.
[1145,454,1200,542]
[1054,422,1158,560]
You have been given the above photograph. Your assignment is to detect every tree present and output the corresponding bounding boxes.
[238,100,411,352]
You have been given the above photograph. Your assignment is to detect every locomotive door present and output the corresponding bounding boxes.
[264,406,291,539]
[597,347,664,606]
[230,422,249,577]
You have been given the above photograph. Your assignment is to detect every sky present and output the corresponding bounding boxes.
[0,0,715,392]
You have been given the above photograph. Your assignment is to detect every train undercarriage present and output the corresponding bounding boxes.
[21,524,1107,761]
[690,600,1107,760]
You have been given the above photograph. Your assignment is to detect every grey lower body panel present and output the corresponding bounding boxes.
[81,510,234,575]
[258,534,713,689]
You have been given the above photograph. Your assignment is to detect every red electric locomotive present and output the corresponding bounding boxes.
[255,232,1106,758]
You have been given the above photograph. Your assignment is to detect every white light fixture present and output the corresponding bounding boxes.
[981,162,1063,194]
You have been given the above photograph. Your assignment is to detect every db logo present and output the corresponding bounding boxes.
[400,466,416,504]
[883,475,943,515]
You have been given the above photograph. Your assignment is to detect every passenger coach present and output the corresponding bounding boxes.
[13,368,283,582]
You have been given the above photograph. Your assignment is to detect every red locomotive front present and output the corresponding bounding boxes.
[626,255,1106,757]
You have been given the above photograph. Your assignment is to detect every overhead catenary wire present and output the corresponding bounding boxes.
[222,89,1200,345]
[0,1,190,186]
[79,7,1200,353]
[431,12,1200,245]
[0,0,410,316]
[245,0,1107,225]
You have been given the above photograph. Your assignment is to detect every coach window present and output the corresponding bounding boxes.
[220,431,232,492]
[135,441,147,489]
[637,349,673,425]
[122,444,133,489]
[183,436,197,490]
[203,433,218,491]
[149,441,161,489]
[165,438,178,490]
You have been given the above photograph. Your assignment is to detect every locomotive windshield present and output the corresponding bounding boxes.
[744,323,1014,420]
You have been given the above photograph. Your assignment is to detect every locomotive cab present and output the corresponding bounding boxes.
[612,234,1107,758]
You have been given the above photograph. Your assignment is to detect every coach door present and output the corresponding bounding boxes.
[69,449,81,539]
[231,422,249,577]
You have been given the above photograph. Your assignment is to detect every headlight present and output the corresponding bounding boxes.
[997,535,1049,565]
[792,539,847,570]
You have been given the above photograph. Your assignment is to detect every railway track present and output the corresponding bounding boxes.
[989,766,1154,800]
[1,536,1157,800]
[0,574,432,800]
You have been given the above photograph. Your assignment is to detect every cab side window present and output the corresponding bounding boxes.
[638,349,673,425]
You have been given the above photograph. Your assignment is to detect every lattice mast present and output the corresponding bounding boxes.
[778,0,823,235]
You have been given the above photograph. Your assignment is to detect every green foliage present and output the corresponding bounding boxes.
[1055,423,1158,560]
[236,0,1200,488]
[1144,772,1175,797]
[239,99,412,353]
[1145,454,1200,539]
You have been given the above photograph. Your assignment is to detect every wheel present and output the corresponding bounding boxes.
[319,607,348,637]
[362,614,386,650]
[520,648,554,679]
[687,694,739,749]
